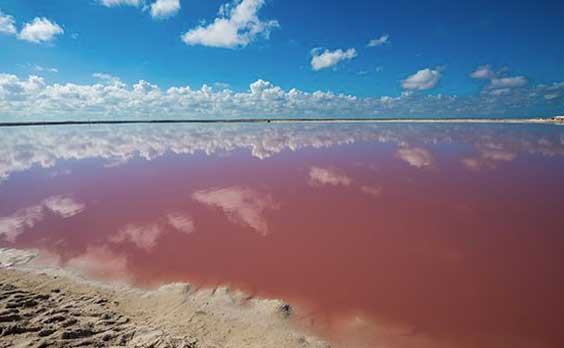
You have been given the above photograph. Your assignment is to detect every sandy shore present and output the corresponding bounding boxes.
[0,116,563,128]
[0,248,328,348]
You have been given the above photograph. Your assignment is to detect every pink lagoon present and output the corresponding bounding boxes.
[1,123,564,347]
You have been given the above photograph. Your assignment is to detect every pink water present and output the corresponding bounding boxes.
[1,123,564,347]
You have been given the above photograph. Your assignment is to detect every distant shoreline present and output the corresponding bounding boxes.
[0,117,563,128]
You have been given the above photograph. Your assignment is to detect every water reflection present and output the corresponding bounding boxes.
[1,123,563,182]
[0,195,84,242]
[193,187,278,236]
[1,123,564,348]
[309,166,352,187]
[396,145,434,168]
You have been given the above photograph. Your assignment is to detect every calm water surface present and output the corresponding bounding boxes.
[1,123,564,348]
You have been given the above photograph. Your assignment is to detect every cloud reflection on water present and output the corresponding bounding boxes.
[193,187,277,236]
[309,166,352,187]
[0,123,563,348]
[396,146,434,168]
[0,195,84,242]
[0,124,563,182]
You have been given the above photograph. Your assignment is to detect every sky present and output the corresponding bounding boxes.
[1,0,564,120]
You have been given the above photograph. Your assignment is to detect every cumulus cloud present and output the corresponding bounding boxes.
[470,65,496,79]
[0,195,85,242]
[396,146,434,168]
[367,34,389,47]
[402,68,441,91]
[181,0,279,48]
[193,187,277,236]
[309,166,352,186]
[311,48,357,71]
[0,72,562,122]
[0,10,17,35]
[18,17,64,43]
[99,0,141,7]
[150,0,181,18]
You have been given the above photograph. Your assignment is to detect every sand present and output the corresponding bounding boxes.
[0,116,563,128]
[0,248,328,348]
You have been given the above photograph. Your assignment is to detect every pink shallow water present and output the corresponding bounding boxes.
[1,123,564,347]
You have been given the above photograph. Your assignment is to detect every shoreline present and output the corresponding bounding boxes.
[0,248,328,348]
[0,116,563,128]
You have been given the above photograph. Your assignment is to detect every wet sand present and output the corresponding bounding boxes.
[0,249,327,348]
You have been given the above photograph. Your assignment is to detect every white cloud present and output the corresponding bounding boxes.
[396,146,434,168]
[193,187,277,236]
[402,68,441,90]
[311,48,357,71]
[0,10,17,35]
[536,82,564,102]
[367,34,389,47]
[471,65,530,97]
[18,17,64,43]
[490,76,528,89]
[470,65,496,79]
[99,0,141,7]
[0,72,562,122]
[481,75,528,97]
[150,0,180,18]
[92,72,123,85]
[33,65,59,73]
[181,0,279,48]
[309,167,352,186]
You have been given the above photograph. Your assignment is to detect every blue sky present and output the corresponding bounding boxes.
[1,0,564,119]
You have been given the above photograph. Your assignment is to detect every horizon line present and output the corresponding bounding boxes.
[1,116,563,128]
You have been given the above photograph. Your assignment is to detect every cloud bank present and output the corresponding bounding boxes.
[2,71,562,121]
